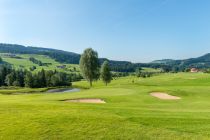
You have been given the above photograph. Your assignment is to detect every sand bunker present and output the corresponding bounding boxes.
[150,92,181,100]
[63,98,106,103]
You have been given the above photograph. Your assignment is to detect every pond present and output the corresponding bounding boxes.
[46,88,80,93]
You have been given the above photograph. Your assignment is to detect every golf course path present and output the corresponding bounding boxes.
[150,92,181,100]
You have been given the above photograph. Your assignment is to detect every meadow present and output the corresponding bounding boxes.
[0,53,80,73]
[0,73,210,139]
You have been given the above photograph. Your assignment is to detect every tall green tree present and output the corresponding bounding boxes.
[0,65,11,86]
[100,61,112,86]
[33,73,40,88]
[16,70,25,87]
[5,72,15,86]
[24,72,34,88]
[79,48,99,87]
[38,69,46,87]
[45,70,54,87]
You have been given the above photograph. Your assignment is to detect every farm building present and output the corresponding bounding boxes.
[190,68,199,73]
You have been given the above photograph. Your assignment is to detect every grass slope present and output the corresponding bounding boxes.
[0,73,210,139]
[0,53,80,73]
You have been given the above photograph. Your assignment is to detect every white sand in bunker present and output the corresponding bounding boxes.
[63,98,106,103]
[150,92,181,100]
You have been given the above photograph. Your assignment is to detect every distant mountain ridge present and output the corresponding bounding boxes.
[151,59,175,64]
[151,53,210,71]
[153,53,210,64]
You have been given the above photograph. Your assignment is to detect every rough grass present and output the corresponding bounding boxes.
[0,73,210,139]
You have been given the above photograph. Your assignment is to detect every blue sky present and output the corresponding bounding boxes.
[0,0,210,62]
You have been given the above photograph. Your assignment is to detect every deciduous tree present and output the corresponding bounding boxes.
[79,48,99,87]
[100,61,112,86]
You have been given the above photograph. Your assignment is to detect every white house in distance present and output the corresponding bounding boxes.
[190,68,199,73]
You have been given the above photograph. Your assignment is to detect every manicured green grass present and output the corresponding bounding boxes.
[1,73,210,139]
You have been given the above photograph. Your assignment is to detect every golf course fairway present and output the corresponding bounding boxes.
[1,73,210,139]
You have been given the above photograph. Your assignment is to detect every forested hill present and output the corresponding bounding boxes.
[0,43,139,72]
[152,53,210,71]
[1,43,210,72]
[0,43,80,64]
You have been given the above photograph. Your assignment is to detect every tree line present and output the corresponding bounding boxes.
[0,65,72,88]
[29,57,51,66]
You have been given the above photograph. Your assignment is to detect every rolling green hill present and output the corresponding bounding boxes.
[0,53,80,74]
[152,53,210,70]
[0,43,80,64]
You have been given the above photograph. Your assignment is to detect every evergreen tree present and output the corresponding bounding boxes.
[51,73,60,87]
[33,74,40,88]
[16,70,25,87]
[45,70,54,87]
[12,80,21,87]
[5,72,15,86]
[0,64,73,88]
[0,65,11,86]
[38,69,46,87]
[24,72,34,88]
